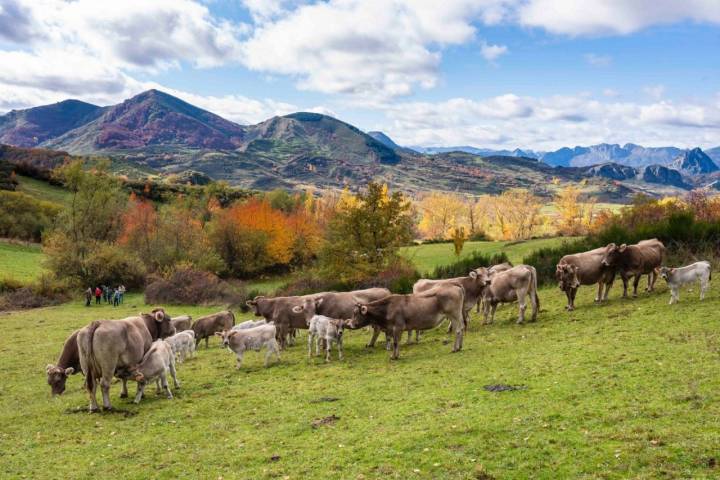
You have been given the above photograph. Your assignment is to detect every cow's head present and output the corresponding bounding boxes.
[214,330,235,348]
[657,266,674,280]
[348,303,371,329]
[151,308,176,339]
[469,267,492,286]
[330,319,346,339]
[245,296,265,316]
[601,243,626,267]
[46,364,74,395]
[291,297,322,325]
[556,264,580,290]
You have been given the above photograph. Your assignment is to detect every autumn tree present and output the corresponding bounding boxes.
[555,184,595,235]
[320,182,414,282]
[491,189,542,240]
[117,193,159,266]
[417,192,466,240]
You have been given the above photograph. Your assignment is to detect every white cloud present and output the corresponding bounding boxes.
[584,53,612,67]
[480,41,508,61]
[643,84,666,99]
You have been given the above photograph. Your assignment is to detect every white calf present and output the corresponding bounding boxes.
[232,319,267,331]
[307,315,345,362]
[166,330,196,363]
[215,324,280,368]
[129,340,179,403]
[658,261,711,304]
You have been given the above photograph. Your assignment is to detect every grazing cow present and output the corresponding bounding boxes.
[348,284,465,360]
[165,330,196,363]
[482,265,539,325]
[246,295,321,349]
[77,308,175,412]
[128,340,179,403]
[170,315,192,332]
[307,315,346,361]
[191,311,235,349]
[658,261,711,304]
[232,319,267,330]
[556,247,616,311]
[46,330,82,396]
[601,239,665,297]
[215,324,281,368]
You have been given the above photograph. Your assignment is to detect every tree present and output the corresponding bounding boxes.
[555,184,594,235]
[417,192,466,239]
[320,182,414,282]
[451,226,466,257]
[492,189,542,240]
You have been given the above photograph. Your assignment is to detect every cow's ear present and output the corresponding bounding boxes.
[316,297,324,306]
[64,367,74,376]
[214,331,224,337]
[245,300,256,307]
[292,305,304,313]
[469,271,477,279]
[619,244,627,252]
[46,364,54,374]
[154,310,165,322]
[606,242,616,249]
[360,305,368,315]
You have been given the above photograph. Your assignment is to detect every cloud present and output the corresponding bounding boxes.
[0,0,38,42]
[584,53,612,67]
[643,84,665,99]
[480,41,508,61]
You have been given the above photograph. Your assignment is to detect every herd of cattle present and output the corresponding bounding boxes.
[45,238,712,412]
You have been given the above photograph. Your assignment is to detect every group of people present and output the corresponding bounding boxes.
[84,284,125,307]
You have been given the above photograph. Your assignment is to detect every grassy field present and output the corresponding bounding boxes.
[0,240,45,283]
[401,237,580,274]
[2,275,720,478]
[15,175,71,206]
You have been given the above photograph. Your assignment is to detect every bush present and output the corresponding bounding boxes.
[144,267,246,306]
[0,191,61,242]
[0,275,71,311]
[431,251,511,279]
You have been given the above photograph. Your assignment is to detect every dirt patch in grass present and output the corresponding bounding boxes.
[311,414,340,429]
[483,384,527,392]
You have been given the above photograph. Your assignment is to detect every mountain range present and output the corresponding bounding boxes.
[1,89,718,199]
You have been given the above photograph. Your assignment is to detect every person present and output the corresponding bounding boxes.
[113,288,120,307]
[118,284,126,304]
[94,286,102,304]
[84,287,92,307]
[102,285,109,303]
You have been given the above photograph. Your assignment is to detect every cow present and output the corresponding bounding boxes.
[46,330,82,396]
[556,247,616,311]
[191,311,235,349]
[307,315,346,362]
[413,268,492,336]
[128,340,179,404]
[215,324,281,368]
[246,294,322,349]
[601,239,665,298]
[482,265,539,325]
[170,315,192,332]
[658,261,712,304]
[348,284,465,360]
[475,262,514,313]
[165,330,196,363]
[77,308,175,412]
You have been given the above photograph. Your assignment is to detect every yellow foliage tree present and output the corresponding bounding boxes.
[417,192,467,240]
[555,184,595,235]
[491,189,542,240]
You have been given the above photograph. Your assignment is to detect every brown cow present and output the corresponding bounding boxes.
[170,315,192,332]
[191,311,235,348]
[475,262,514,313]
[482,265,539,324]
[46,330,82,396]
[601,239,665,297]
[556,247,616,311]
[246,295,318,349]
[77,308,175,412]
[348,284,465,360]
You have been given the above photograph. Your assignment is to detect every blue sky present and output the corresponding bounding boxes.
[0,0,718,150]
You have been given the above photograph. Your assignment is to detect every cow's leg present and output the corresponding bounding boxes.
[338,337,344,361]
[87,376,99,412]
[564,289,572,310]
[307,333,313,357]
[700,279,708,300]
[482,301,490,324]
[405,330,413,345]
[632,275,641,297]
[235,351,244,369]
[133,382,146,404]
[119,378,128,398]
[169,358,180,389]
[205,336,209,349]
[517,290,527,324]
[325,337,332,362]
[490,303,498,324]
[621,274,629,298]
[99,373,113,410]
[451,310,464,352]
[391,326,401,360]
[366,327,380,348]
[415,330,420,343]
[595,282,602,302]
[160,372,172,399]
[569,288,578,311]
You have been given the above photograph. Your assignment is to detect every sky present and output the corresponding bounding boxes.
[0,0,719,150]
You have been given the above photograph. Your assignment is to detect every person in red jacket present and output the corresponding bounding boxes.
[94,286,102,304]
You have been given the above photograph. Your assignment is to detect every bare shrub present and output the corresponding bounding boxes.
[144,267,246,306]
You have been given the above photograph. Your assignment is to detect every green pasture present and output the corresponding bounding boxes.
[15,175,71,206]
[1,276,719,478]
[0,240,45,283]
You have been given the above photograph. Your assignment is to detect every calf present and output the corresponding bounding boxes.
[307,315,345,362]
[601,239,665,297]
[215,324,281,368]
[165,330,196,363]
[128,340,179,404]
[232,319,267,330]
[46,330,82,395]
[482,265,539,325]
[170,315,192,332]
[191,310,235,348]
[658,261,711,304]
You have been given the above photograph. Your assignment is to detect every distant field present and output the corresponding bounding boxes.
[0,240,45,282]
[15,175,70,205]
[401,237,581,274]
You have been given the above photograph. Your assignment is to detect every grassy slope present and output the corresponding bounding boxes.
[2,281,719,478]
[401,237,581,274]
[0,240,45,282]
[15,175,70,205]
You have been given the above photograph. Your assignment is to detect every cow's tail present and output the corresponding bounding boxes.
[78,321,101,392]
[228,310,236,327]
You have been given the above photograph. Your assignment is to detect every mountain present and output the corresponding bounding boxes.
[642,165,689,189]
[540,143,683,168]
[671,147,719,175]
[367,131,400,149]
[43,89,246,154]
[706,147,720,163]
[412,145,542,159]
[0,99,104,147]
[584,163,637,181]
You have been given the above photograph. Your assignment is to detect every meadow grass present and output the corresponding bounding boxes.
[1,278,719,479]
[0,240,45,283]
[401,237,580,275]
[15,175,71,206]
